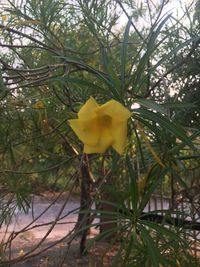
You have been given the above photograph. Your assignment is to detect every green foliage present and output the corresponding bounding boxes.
[0,0,200,266]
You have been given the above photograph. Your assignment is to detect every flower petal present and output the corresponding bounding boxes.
[68,118,99,146]
[69,97,131,155]
[83,128,113,154]
[111,120,128,154]
[97,100,132,121]
[84,143,106,154]
[78,96,99,119]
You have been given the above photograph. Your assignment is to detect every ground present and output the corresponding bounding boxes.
[6,235,118,267]
[0,192,199,267]
[0,192,117,267]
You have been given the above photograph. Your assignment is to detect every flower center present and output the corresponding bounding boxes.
[98,114,112,128]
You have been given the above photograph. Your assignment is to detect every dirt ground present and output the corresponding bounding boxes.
[1,192,199,267]
[4,235,118,267]
[0,192,117,267]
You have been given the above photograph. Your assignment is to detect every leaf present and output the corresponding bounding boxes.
[133,99,196,115]
[169,130,200,154]
[135,108,194,149]
[138,224,165,267]
[0,69,7,99]
[136,122,165,168]
[138,165,168,213]
[133,115,163,139]
[154,36,200,70]
[161,102,197,109]
[140,220,183,242]
[134,126,147,170]
[101,47,122,101]
[122,235,134,265]
[53,56,114,94]
[170,166,189,190]
[126,156,138,215]
[54,76,106,92]
[176,154,200,160]
[120,20,132,91]
[136,36,200,93]
[131,15,171,92]
[134,98,167,114]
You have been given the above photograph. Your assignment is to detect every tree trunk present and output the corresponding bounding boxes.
[99,179,117,238]
[75,154,92,255]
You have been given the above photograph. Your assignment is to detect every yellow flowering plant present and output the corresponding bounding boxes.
[32,100,45,109]
[1,15,7,21]
[0,1,198,266]
[68,96,131,155]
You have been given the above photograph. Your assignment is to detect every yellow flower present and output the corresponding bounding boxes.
[1,15,7,21]
[68,97,131,154]
[32,100,45,109]
[137,175,147,194]
[18,249,25,257]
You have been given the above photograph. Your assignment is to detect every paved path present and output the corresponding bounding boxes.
[0,195,80,241]
[0,195,175,242]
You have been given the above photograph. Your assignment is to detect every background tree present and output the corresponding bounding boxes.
[0,0,200,266]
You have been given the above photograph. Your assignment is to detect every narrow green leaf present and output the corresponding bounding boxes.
[138,224,164,267]
[0,69,7,99]
[135,108,194,149]
[138,165,168,213]
[0,69,6,91]
[169,130,200,154]
[161,102,197,109]
[126,156,138,215]
[176,154,200,160]
[148,14,171,45]
[170,167,189,190]
[140,220,183,242]
[101,47,122,101]
[53,56,115,93]
[120,20,132,91]
[136,36,200,92]
[135,98,167,114]
[54,77,106,92]
[131,15,171,92]
[122,235,134,265]
[154,36,200,70]
[134,126,147,170]
[135,99,196,115]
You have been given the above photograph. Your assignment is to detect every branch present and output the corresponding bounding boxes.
[115,0,145,42]
[0,157,75,175]
[0,24,60,56]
